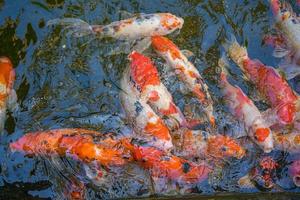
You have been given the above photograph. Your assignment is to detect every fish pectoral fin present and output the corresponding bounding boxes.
[272,46,290,58]
[7,89,18,112]
[181,49,194,59]
[278,63,300,80]
[238,174,255,188]
[131,37,151,53]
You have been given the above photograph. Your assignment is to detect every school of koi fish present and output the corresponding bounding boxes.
[3,0,300,199]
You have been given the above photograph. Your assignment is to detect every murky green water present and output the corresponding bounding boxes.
[1,0,300,199]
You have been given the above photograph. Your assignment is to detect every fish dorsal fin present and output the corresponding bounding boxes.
[118,10,145,20]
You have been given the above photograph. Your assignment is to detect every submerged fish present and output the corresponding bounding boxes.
[47,13,184,40]
[289,159,300,187]
[224,35,299,126]
[128,51,187,130]
[218,56,274,153]
[10,128,133,167]
[173,129,245,160]
[130,143,212,184]
[268,0,300,79]
[0,57,17,132]
[273,131,300,152]
[151,36,215,127]
[120,67,173,151]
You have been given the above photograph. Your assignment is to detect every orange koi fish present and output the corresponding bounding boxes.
[130,143,212,184]
[47,13,183,40]
[0,57,16,132]
[218,57,274,153]
[224,35,299,126]
[273,131,300,153]
[268,0,300,79]
[120,67,173,151]
[151,36,215,127]
[10,128,133,167]
[173,129,245,160]
[128,51,187,129]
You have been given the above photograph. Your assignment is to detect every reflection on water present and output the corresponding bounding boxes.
[1,0,300,199]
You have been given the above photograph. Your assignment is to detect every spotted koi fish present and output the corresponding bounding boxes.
[11,128,210,184]
[218,57,274,153]
[151,36,215,127]
[120,67,173,151]
[128,51,187,130]
[129,143,212,184]
[173,129,245,160]
[273,131,300,153]
[289,159,300,187]
[10,128,133,167]
[224,35,299,126]
[47,13,184,40]
[0,57,16,132]
[268,0,300,79]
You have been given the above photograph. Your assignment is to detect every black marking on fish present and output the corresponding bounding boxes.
[134,101,143,117]
[113,25,121,32]
[182,162,191,173]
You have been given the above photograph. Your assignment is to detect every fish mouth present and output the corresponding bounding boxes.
[293,175,300,187]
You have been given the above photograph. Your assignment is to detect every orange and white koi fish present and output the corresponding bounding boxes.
[47,13,183,39]
[268,0,300,79]
[224,35,299,126]
[218,57,274,153]
[10,128,133,167]
[273,131,300,153]
[173,129,245,160]
[151,36,215,127]
[0,57,17,132]
[120,67,173,151]
[128,51,187,130]
[289,159,300,187]
[130,143,212,184]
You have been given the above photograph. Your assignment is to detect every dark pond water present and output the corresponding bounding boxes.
[1,0,300,199]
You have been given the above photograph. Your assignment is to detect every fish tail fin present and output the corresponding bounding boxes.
[223,34,248,69]
[218,53,230,86]
[47,18,97,38]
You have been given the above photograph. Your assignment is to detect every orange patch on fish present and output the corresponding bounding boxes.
[151,36,182,59]
[129,51,160,91]
[160,14,182,30]
[294,135,300,145]
[159,102,178,115]
[148,91,160,101]
[188,70,198,79]
[193,85,205,102]
[144,118,171,141]
[255,128,270,142]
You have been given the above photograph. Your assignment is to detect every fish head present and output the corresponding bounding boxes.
[289,160,300,187]
[159,13,184,33]
[207,135,245,159]
[251,122,274,153]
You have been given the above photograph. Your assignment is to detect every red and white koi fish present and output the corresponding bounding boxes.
[151,36,215,127]
[267,0,300,79]
[224,35,299,126]
[273,131,300,152]
[173,129,245,160]
[0,57,17,132]
[47,13,183,39]
[129,143,212,184]
[218,57,274,153]
[289,159,300,187]
[120,67,173,151]
[128,51,187,130]
[10,128,133,167]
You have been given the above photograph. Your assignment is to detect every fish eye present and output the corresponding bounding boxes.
[221,146,227,152]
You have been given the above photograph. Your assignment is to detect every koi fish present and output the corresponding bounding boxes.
[173,129,245,160]
[289,159,300,187]
[268,0,300,79]
[47,13,184,40]
[151,36,215,127]
[217,56,274,153]
[120,67,173,151]
[128,51,187,130]
[273,131,300,152]
[224,35,299,126]
[239,156,279,190]
[0,57,17,132]
[130,143,212,184]
[10,128,133,167]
